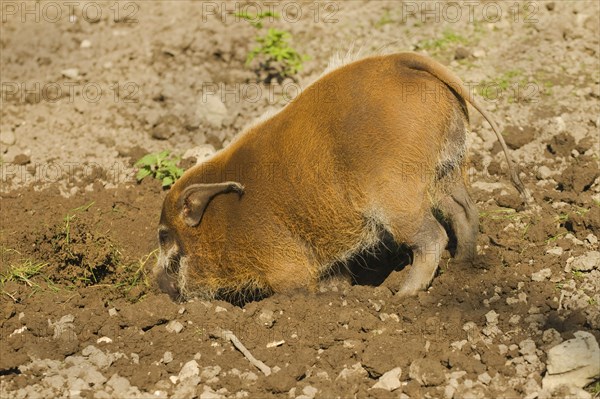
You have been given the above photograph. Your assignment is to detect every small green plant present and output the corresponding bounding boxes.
[236,11,309,82]
[64,201,95,247]
[572,270,584,279]
[417,29,468,51]
[135,150,183,188]
[375,9,394,28]
[587,380,600,397]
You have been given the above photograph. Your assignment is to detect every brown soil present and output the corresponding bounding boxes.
[1,1,599,398]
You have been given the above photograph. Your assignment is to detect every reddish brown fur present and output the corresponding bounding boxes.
[155,52,520,301]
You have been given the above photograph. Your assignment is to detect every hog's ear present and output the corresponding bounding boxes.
[179,182,244,227]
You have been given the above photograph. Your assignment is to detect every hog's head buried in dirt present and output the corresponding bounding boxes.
[155,52,528,302]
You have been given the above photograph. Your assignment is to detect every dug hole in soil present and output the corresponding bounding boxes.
[1,1,600,398]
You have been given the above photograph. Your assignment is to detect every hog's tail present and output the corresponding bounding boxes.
[395,52,530,203]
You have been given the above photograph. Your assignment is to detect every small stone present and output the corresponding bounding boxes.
[201,365,221,381]
[214,306,227,313]
[130,353,139,365]
[336,363,368,381]
[183,145,216,164]
[519,339,537,356]
[80,39,92,48]
[96,336,112,344]
[371,367,402,391]
[163,351,173,364]
[302,385,318,398]
[266,340,285,348]
[240,371,258,382]
[106,373,131,394]
[196,96,228,128]
[531,268,553,281]
[151,114,182,140]
[169,376,178,384]
[498,344,508,355]
[542,329,562,346]
[409,359,446,386]
[485,310,499,325]
[586,234,598,245]
[108,308,118,317]
[0,130,16,146]
[166,320,184,333]
[542,331,600,390]
[451,340,468,350]
[509,315,520,324]
[545,247,563,256]
[472,49,486,58]
[200,386,223,399]
[178,360,200,381]
[570,251,600,272]
[545,2,555,11]
[477,372,492,385]
[454,47,471,60]
[536,166,553,180]
[61,68,80,79]
[258,310,275,328]
[12,153,30,165]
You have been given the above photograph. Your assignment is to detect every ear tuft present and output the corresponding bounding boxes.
[179,182,244,227]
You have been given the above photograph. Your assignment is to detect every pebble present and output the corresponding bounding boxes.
[477,372,492,385]
[371,367,402,391]
[201,365,221,381]
[570,251,600,272]
[454,47,471,60]
[13,154,30,166]
[302,385,318,398]
[214,306,227,313]
[178,360,200,381]
[472,49,486,58]
[531,268,553,281]
[408,358,446,386]
[336,363,368,381]
[183,145,216,164]
[108,308,118,317]
[61,68,80,79]
[266,340,285,348]
[542,329,562,346]
[196,96,228,128]
[199,386,223,399]
[166,320,184,333]
[519,339,537,356]
[0,130,15,146]
[485,310,499,325]
[545,247,563,256]
[151,114,182,140]
[162,351,173,364]
[258,310,275,327]
[542,331,600,390]
[80,39,92,48]
[536,166,553,180]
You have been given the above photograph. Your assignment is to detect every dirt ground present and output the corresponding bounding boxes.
[1,1,599,398]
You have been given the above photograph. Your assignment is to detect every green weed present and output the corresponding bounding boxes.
[135,150,183,188]
[375,9,394,27]
[237,11,308,82]
[417,29,467,51]
[64,201,95,246]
